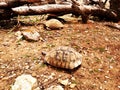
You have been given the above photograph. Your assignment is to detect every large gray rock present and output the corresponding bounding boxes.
[22,29,40,41]
[11,74,40,90]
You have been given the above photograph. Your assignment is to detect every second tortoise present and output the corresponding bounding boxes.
[43,46,82,69]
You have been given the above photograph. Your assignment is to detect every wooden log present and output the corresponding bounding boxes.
[0,0,56,8]
[71,0,118,23]
[0,0,119,23]
[0,0,28,8]
[12,4,72,15]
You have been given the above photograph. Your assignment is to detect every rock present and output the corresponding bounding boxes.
[58,79,69,86]
[47,72,55,80]
[45,19,64,30]
[45,85,64,90]
[15,31,23,40]
[11,74,40,90]
[59,14,78,23]
[71,77,76,81]
[69,83,76,88]
[22,29,40,41]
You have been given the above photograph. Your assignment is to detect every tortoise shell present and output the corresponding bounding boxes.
[45,19,64,30]
[45,46,82,69]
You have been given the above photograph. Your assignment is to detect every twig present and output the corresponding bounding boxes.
[105,24,120,30]
[42,75,64,88]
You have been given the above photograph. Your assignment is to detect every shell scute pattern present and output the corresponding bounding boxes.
[45,46,82,69]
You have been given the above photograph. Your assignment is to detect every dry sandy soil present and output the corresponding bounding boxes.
[0,16,120,90]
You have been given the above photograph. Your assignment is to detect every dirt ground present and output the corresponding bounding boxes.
[0,16,120,90]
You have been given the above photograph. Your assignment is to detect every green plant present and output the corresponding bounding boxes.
[40,63,47,67]
[93,47,106,53]
[94,57,101,63]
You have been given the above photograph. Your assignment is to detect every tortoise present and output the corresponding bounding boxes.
[42,46,82,69]
[44,19,64,30]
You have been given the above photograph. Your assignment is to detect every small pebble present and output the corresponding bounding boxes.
[69,83,76,88]
[45,85,64,90]
[118,86,120,89]
[58,79,69,86]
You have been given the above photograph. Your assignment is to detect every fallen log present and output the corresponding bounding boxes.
[71,0,118,23]
[86,0,108,8]
[0,0,29,8]
[12,4,72,15]
[0,0,56,8]
[0,0,119,23]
